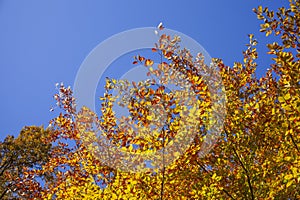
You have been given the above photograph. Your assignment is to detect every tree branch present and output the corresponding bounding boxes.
[289,134,299,153]
[160,128,166,200]
[0,187,8,200]
[232,146,254,200]
[0,160,11,178]
[195,160,235,200]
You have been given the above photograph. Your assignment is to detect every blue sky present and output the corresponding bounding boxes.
[0,0,288,140]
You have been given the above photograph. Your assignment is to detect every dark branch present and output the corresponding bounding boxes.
[289,134,299,153]
[232,146,254,200]
[195,160,235,200]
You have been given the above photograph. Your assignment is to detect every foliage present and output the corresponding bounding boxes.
[0,126,52,199]
[2,0,299,199]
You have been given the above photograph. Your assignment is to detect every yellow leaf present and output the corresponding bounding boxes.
[284,93,291,100]
[266,30,272,36]
[287,180,294,188]
[284,174,293,180]
[212,173,217,179]
[111,193,118,199]
[278,96,285,103]
[284,156,291,161]
[112,79,117,84]
[258,5,263,13]
[145,59,154,67]
[129,145,133,152]
[146,115,152,121]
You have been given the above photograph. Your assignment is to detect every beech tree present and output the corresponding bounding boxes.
[0,126,51,199]
[5,0,299,199]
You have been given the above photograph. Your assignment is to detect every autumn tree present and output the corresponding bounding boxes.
[0,126,52,199]
[11,0,299,199]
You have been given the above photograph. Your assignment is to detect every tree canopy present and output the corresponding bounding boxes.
[0,126,52,199]
[1,0,299,199]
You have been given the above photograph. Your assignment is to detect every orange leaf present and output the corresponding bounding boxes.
[145,59,154,67]
[132,81,137,88]
[138,55,145,62]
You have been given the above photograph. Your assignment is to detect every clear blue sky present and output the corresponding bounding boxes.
[0,0,288,140]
